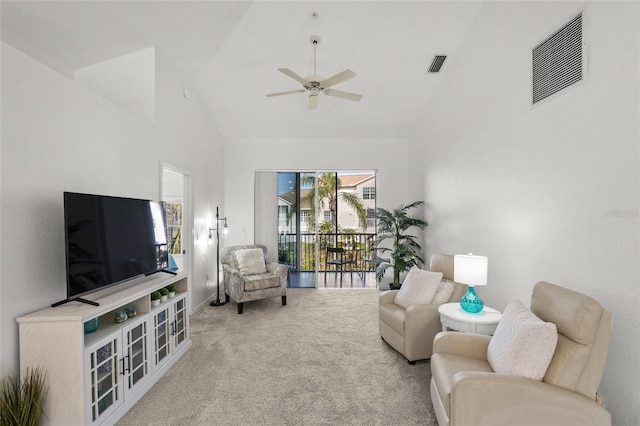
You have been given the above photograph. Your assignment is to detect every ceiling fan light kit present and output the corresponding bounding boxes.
[266,35,363,110]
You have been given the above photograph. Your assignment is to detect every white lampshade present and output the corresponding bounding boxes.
[454,253,488,286]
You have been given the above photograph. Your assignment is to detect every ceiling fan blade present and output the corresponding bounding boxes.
[265,89,306,97]
[323,88,363,102]
[278,68,310,86]
[321,69,356,88]
[308,94,319,110]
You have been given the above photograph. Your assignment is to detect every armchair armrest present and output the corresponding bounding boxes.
[266,262,288,277]
[433,332,491,361]
[222,264,244,282]
[266,262,288,287]
[403,303,442,360]
[450,371,611,426]
[405,303,440,330]
[379,290,399,305]
[222,264,242,280]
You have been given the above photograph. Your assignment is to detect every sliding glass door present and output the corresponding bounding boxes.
[273,171,377,288]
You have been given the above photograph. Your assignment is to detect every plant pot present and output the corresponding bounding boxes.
[160,295,168,302]
[151,299,160,307]
[169,291,176,298]
[389,283,402,291]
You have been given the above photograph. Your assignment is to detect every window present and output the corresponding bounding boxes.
[324,210,331,222]
[363,187,375,200]
[366,208,376,228]
[278,205,288,218]
[278,205,288,229]
[300,211,309,224]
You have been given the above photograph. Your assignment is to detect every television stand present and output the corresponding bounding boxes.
[19,272,191,425]
[51,296,99,308]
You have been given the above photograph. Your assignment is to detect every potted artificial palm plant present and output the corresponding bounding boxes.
[374,201,428,289]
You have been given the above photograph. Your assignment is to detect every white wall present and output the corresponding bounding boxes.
[0,42,224,375]
[409,2,639,424]
[225,139,409,256]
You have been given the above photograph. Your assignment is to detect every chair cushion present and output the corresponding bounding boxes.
[432,281,455,305]
[487,300,558,381]
[236,248,267,276]
[242,273,280,292]
[394,267,442,309]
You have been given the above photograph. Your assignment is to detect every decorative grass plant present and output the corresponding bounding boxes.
[0,366,48,426]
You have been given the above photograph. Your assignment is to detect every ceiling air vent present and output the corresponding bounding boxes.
[532,12,584,105]
[428,55,447,73]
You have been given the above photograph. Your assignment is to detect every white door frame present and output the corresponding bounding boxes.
[160,162,193,313]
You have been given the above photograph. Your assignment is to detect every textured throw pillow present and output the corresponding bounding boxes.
[431,281,455,305]
[393,266,443,309]
[235,248,267,276]
[487,299,558,381]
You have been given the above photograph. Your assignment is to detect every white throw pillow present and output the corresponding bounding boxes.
[235,248,267,276]
[431,281,455,305]
[393,266,443,309]
[487,299,558,381]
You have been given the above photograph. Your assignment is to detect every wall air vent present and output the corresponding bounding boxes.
[428,55,447,73]
[532,12,584,105]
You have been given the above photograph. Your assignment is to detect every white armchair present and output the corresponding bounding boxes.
[430,281,612,425]
[379,254,467,363]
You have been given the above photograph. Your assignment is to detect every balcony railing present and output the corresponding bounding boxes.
[277,233,376,272]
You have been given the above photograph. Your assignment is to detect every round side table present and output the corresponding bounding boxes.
[438,302,502,335]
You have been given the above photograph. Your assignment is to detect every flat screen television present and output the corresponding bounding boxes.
[53,192,170,307]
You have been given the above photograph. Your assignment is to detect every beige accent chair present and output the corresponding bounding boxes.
[430,281,612,426]
[222,245,288,314]
[379,254,467,364]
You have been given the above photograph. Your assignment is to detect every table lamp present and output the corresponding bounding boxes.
[454,253,488,313]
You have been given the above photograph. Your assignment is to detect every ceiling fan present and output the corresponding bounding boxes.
[266,35,363,110]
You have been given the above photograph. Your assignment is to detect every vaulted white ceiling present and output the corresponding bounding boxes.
[1,1,483,140]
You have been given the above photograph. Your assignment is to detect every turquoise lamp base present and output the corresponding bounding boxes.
[460,286,484,313]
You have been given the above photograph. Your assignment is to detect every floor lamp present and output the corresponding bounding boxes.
[209,207,228,307]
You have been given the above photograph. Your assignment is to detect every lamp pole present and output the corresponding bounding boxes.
[210,207,227,307]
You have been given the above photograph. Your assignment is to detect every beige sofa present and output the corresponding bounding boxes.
[430,281,612,426]
[379,254,467,363]
[222,245,288,314]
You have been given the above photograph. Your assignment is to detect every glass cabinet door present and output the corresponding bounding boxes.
[152,304,172,368]
[85,335,122,425]
[122,317,150,398]
[171,295,189,351]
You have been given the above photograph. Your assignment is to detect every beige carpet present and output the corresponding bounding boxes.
[117,288,436,425]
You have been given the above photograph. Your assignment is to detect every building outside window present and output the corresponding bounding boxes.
[279,205,288,225]
[363,187,375,200]
[366,208,376,228]
[300,210,309,228]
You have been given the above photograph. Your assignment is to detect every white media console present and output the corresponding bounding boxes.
[17,272,191,425]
